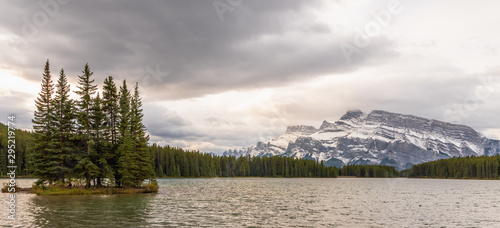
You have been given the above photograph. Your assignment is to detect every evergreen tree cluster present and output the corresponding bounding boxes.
[148,144,338,178]
[338,164,399,177]
[30,60,155,188]
[404,155,500,179]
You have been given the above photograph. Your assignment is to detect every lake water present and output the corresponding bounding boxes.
[1,178,500,227]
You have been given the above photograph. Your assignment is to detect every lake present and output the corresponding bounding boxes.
[1,178,500,227]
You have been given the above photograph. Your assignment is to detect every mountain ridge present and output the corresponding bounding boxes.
[224,110,500,170]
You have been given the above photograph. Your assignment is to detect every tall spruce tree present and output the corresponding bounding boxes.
[101,76,120,185]
[116,132,140,187]
[118,80,130,140]
[75,63,98,187]
[31,59,56,184]
[115,80,131,186]
[90,93,114,186]
[102,76,119,146]
[75,63,98,154]
[90,93,104,140]
[116,81,156,187]
[130,83,156,185]
[48,68,75,184]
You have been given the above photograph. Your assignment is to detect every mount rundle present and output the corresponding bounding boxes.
[224,110,500,170]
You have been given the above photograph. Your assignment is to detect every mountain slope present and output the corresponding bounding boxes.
[224,110,500,170]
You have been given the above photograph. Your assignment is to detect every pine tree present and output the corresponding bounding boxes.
[118,80,130,140]
[90,93,114,186]
[31,59,56,184]
[75,63,98,187]
[116,133,139,187]
[182,154,189,176]
[48,68,75,184]
[102,76,119,146]
[114,80,131,186]
[130,83,156,185]
[75,63,98,154]
[91,93,105,141]
[101,76,120,185]
[116,80,156,186]
[169,151,176,176]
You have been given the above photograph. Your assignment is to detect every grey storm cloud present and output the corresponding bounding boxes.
[143,104,201,140]
[2,0,397,100]
[3,0,500,153]
[0,91,35,130]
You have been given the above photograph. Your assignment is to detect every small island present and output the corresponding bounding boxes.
[6,60,158,195]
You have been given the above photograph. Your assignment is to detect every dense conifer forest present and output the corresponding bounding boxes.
[0,123,32,176]
[148,144,338,177]
[338,164,399,177]
[403,155,500,179]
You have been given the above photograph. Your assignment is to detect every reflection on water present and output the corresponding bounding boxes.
[1,178,500,227]
[29,194,154,227]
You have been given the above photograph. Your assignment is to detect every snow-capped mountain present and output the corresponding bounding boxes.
[224,110,500,170]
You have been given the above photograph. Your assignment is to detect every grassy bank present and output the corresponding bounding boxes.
[2,182,159,195]
[30,186,158,195]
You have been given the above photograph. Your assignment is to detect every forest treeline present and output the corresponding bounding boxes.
[338,164,399,177]
[0,123,31,176]
[148,144,338,177]
[403,155,500,179]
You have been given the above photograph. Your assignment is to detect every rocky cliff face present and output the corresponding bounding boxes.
[224,110,500,170]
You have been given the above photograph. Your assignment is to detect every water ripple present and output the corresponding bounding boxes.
[1,178,500,227]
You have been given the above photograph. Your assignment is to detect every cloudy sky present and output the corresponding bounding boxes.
[1,0,500,153]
